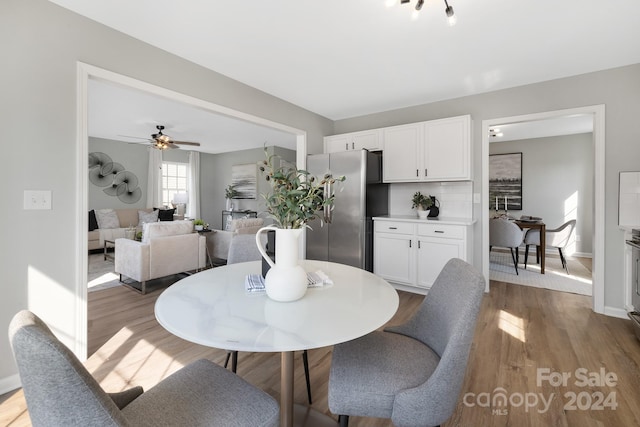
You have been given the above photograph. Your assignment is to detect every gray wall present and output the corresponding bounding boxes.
[334,63,640,318]
[490,133,594,255]
[200,146,296,229]
[88,138,149,210]
[0,0,331,387]
[2,0,639,392]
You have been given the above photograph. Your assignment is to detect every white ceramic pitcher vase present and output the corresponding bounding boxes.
[256,226,307,302]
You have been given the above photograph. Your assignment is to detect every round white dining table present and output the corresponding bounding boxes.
[155,260,399,427]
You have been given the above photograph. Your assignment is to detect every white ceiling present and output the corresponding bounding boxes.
[489,114,594,143]
[51,0,639,150]
[88,79,297,154]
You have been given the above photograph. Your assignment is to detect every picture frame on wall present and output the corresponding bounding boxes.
[231,163,257,199]
[489,152,522,211]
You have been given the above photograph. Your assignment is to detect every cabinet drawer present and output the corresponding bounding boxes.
[417,224,464,239]
[375,221,415,235]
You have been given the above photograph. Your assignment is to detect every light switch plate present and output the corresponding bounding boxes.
[24,190,52,210]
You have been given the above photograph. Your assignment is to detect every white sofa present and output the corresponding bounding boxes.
[89,208,182,251]
[115,221,206,294]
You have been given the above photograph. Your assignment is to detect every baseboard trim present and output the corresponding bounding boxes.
[0,374,21,396]
[604,305,629,319]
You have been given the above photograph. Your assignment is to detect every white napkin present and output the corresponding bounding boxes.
[245,270,333,293]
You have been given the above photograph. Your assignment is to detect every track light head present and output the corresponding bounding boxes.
[415,0,424,11]
[444,0,456,25]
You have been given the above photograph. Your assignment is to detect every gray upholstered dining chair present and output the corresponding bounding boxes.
[224,234,313,404]
[489,217,525,275]
[328,258,485,427]
[8,310,279,427]
[524,219,576,274]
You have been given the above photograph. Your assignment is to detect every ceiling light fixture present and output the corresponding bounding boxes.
[444,0,457,26]
[401,0,456,25]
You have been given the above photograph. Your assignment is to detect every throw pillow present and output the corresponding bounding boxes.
[138,209,159,226]
[95,209,120,229]
[156,208,176,221]
[88,209,99,231]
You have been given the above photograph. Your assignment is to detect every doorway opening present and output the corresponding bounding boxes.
[76,62,307,359]
[481,105,605,314]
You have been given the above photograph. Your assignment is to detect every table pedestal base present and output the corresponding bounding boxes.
[293,404,338,427]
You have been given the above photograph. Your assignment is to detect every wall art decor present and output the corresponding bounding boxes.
[231,163,257,199]
[88,152,142,204]
[489,152,522,211]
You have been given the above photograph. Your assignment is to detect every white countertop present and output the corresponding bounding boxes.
[373,215,476,226]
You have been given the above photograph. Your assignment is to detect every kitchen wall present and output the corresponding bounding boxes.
[334,63,640,317]
[388,182,473,218]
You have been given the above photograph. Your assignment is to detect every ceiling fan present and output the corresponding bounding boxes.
[148,125,201,150]
[122,125,202,150]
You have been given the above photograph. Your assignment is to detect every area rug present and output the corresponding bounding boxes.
[88,253,195,293]
[88,253,121,292]
[489,251,592,296]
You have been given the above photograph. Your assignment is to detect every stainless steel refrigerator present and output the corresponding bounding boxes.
[306,150,389,271]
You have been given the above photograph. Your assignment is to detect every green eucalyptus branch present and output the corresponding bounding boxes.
[259,149,345,229]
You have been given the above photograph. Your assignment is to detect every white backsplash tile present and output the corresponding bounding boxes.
[388,182,473,218]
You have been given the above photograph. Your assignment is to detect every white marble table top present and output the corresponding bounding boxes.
[155,260,399,353]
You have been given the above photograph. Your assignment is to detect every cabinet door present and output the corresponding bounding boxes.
[383,123,422,182]
[324,135,350,153]
[353,129,382,151]
[423,115,470,181]
[374,233,414,285]
[416,238,462,289]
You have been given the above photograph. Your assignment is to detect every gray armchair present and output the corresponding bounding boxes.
[489,218,525,275]
[524,219,576,274]
[328,258,485,427]
[8,310,279,427]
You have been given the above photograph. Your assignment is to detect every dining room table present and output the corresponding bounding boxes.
[514,219,546,274]
[154,259,399,427]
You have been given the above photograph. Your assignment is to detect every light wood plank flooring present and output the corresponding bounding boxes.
[3,267,640,426]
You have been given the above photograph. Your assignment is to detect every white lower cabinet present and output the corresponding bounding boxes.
[374,219,472,293]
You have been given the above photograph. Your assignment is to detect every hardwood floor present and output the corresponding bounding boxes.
[3,269,640,426]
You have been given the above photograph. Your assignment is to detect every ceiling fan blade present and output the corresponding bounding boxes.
[118,134,150,140]
[166,142,179,149]
[172,140,201,146]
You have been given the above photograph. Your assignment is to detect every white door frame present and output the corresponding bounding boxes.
[75,62,307,359]
[481,105,605,314]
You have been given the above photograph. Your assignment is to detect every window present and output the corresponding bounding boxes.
[162,161,187,207]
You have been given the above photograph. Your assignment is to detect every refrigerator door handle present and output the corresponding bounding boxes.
[326,180,333,224]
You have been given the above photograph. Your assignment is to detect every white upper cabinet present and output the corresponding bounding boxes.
[324,129,382,153]
[383,115,471,182]
[382,123,423,181]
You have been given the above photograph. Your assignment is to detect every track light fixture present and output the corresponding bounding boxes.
[400,0,456,25]
[444,0,456,26]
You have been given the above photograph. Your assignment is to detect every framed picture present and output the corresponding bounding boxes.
[231,163,257,199]
[489,152,522,211]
